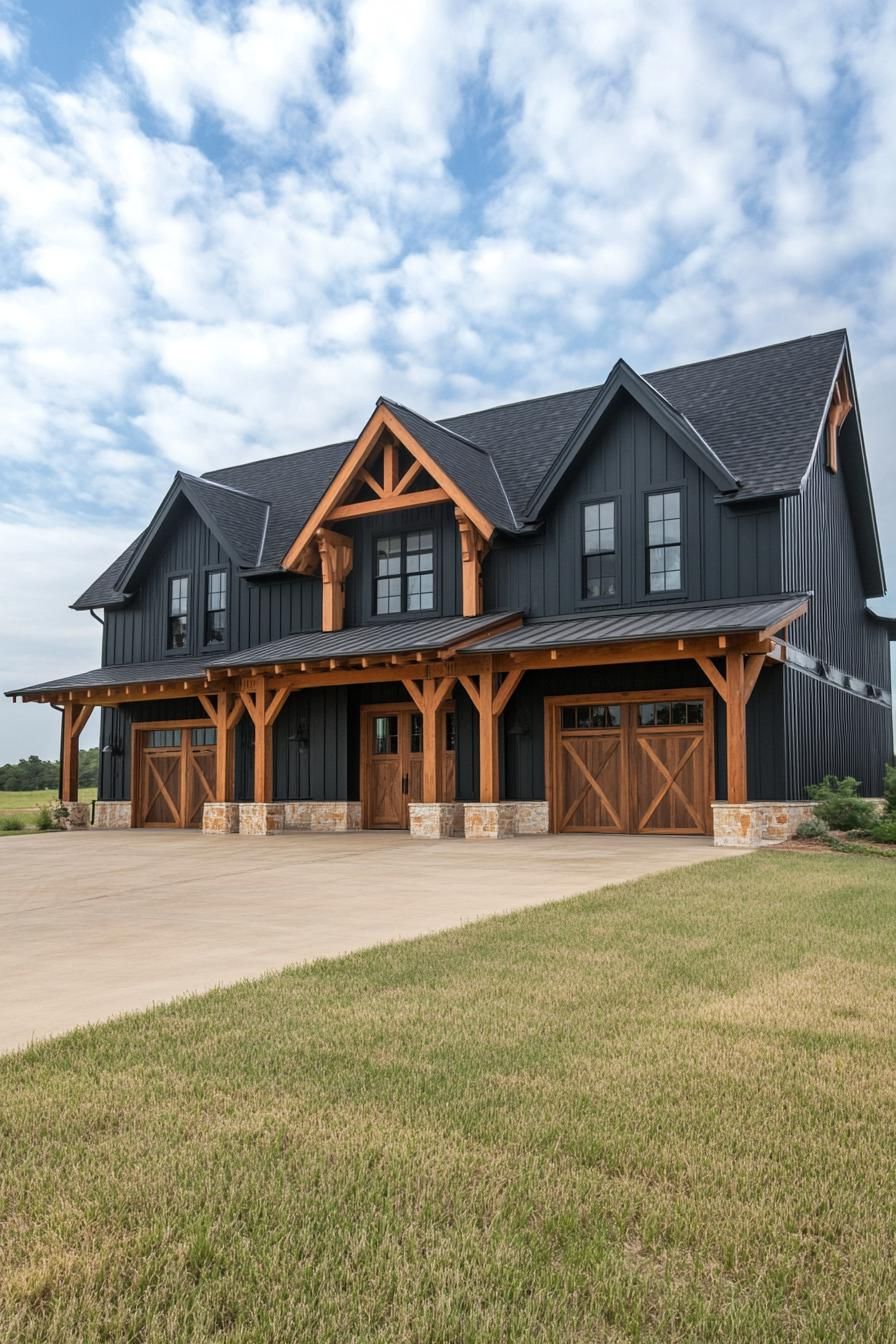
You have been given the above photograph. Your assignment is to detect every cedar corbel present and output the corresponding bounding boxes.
[826,367,852,473]
[316,528,353,632]
[455,509,490,617]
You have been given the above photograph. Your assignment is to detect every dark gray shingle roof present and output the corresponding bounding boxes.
[466,596,809,652]
[76,331,854,606]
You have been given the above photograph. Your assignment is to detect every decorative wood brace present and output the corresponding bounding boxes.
[60,702,95,802]
[456,510,490,617]
[316,528,353,633]
[401,675,457,803]
[458,665,525,802]
[694,651,767,805]
[239,676,292,803]
[826,366,852,473]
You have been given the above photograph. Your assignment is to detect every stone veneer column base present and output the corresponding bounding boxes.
[408,802,465,838]
[92,801,133,829]
[54,801,91,829]
[238,802,285,836]
[282,802,362,832]
[202,802,240,834]
[712,801,817,848]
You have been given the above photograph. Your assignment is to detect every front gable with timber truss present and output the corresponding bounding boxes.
[281,399,506,629]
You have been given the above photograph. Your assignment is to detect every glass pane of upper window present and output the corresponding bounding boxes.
[375,532,435,614]
[167,576,189,649]
[583,500,617,598]
[191,727,217,746]
[646,492,682,593]
[204,570,227,644]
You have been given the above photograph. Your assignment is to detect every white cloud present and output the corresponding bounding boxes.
[124,0,328,137]
[0,17,22,65]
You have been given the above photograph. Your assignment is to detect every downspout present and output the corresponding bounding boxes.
[89,608,104,626]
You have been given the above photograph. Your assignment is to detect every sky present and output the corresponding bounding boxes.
[1,0,894,763]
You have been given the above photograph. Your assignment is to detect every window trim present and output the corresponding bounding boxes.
[201,564,229,652]
[577,493,622,609]
[640,483,688,602]
[164,570,192,655]
[369,525,440,622]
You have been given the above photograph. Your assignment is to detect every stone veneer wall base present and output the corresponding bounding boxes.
[283,802,362,832]
[408,803,465,838]
[92,801,133,830]
[202,802,240,834]
[462,801,549,839]
[712,801,817,848]
[238,802,285,836]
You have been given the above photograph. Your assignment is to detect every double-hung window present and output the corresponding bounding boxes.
[646,490,682,593]
[167,576,189,649]
[204,570,227,645]
[375,531,434,615]
[582,500,617,599]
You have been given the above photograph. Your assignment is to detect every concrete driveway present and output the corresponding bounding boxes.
[0,830,736,1053]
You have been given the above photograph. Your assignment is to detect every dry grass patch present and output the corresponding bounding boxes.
[0,852,894,1341]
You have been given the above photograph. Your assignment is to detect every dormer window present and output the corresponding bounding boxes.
[375,530,434,615]
[646,491,682,593]
[582,500,617,599]
[204,570,227,645]
[167,576,189,649]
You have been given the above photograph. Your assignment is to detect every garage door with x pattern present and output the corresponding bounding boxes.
[551,691,713,835]
[137,726,217,828]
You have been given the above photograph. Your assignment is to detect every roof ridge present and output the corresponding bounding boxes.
[380,396,492,457]
[645,329,847,380]
[181,471,269,504]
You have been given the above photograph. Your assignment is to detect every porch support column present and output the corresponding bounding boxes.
[402,675,456,803]
[241,678,291,804]
[459,666,525,804]
[60,703,93,802]
[215,693,244,802]
[698,649,766,807]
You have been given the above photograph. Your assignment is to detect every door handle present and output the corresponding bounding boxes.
[401,772,408,795]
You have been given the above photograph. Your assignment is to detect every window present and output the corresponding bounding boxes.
[146,729,181,748]
[646,491,682,592]
[167,576,189,649]
[375,531,434,615]
[561,704,621,730]
[637,701,704,727]
[191,727,217,746]
[582,500,617,598]
[204,570,227,645]
[373,715,399,755]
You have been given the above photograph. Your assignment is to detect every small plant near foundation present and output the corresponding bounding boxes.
[35,805,56,831]
[805,775,878,833]
[0,814,25,832]
[867,816,896,845]
[794,816,829,841]
[883,762,896,817]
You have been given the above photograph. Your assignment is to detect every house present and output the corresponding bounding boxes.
[8,330,895,845]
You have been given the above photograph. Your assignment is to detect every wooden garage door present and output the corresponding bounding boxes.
[137,726,217,829]
[551,692,713,835]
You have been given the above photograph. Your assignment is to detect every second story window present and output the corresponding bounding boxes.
[646,490,682,593]
[167,576,189,650]
[582,500,616,598]
[376,530,434,615]
[204,570,227,645]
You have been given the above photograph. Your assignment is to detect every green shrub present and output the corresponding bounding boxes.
[795,816,830,840]
[867,816,896,846]
[883,762,896,817]
[35,804,55,831]
[0,814,25,832]
[805,775,878,832]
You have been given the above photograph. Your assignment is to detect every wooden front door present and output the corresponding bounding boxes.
[136,725,218,829]
[549,691,713,835]
[362,705,456,829]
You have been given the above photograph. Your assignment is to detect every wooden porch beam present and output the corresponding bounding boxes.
[326,487,450,522]
[695,655,729,702]
[743,653,766,704]
[401,678,425,713]
[493,668,525,719]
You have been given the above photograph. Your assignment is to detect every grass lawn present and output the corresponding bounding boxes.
[0,788,97,834]
[1,852,894,1341]
[0,788,97,811]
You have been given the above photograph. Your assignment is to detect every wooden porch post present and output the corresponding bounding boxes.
[241,679,291,804]
[216,694,244,802]
[404,676,456,803]
[458,666,525,804]
[60,703,93,803]
[725,652,747,804]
